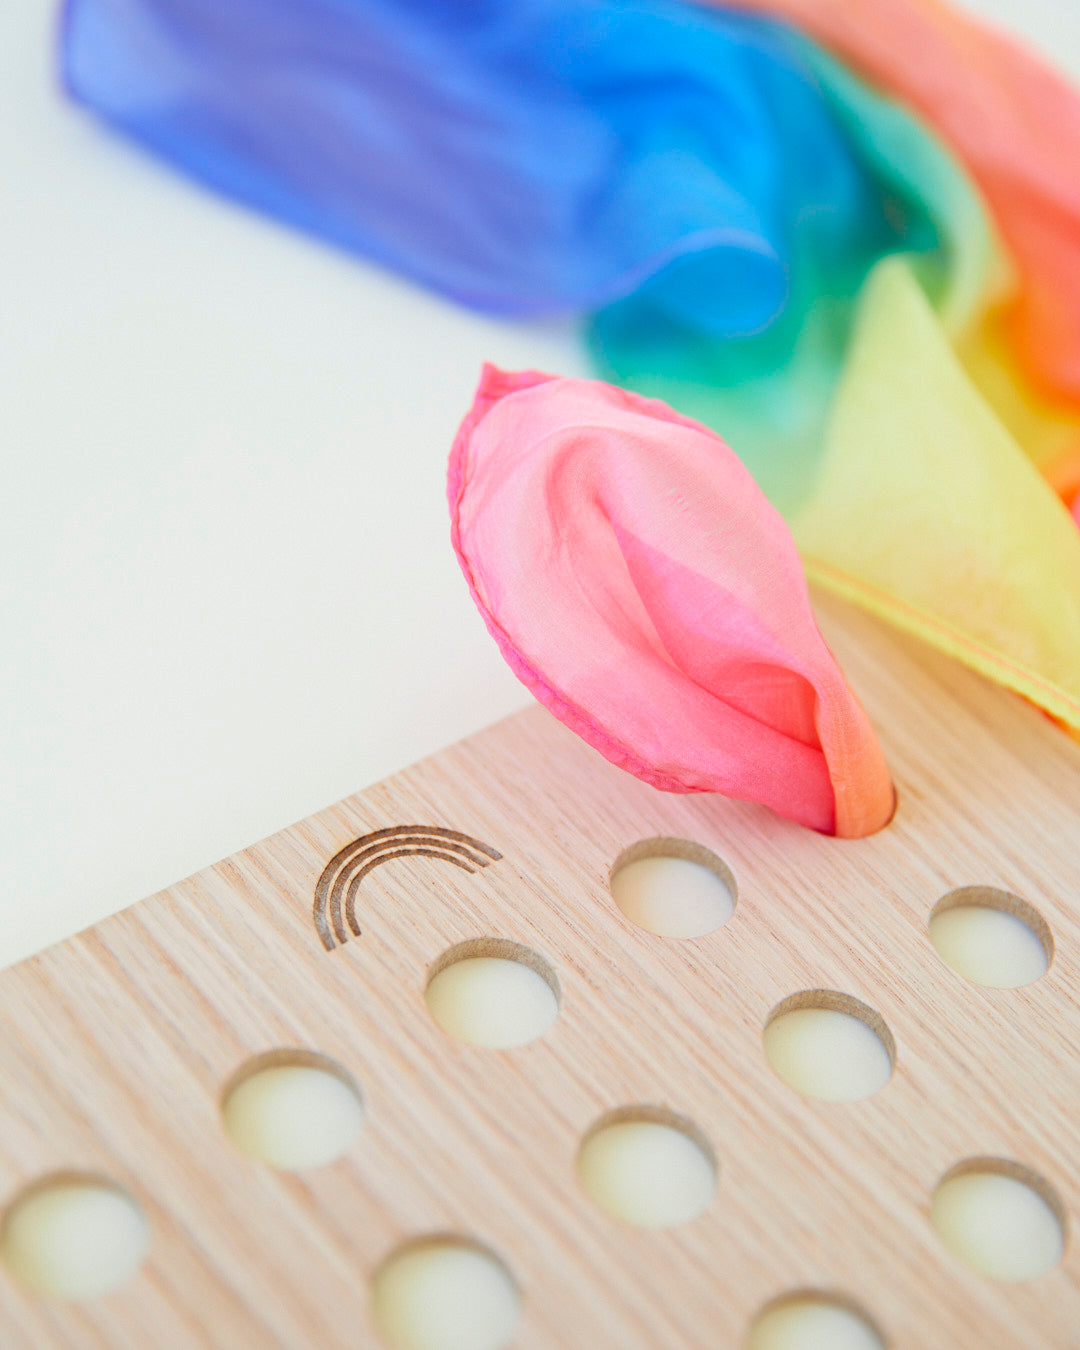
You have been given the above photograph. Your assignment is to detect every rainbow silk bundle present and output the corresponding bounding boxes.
[61,0,1080,829]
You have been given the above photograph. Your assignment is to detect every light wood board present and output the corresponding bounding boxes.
[1,590,1079,1348]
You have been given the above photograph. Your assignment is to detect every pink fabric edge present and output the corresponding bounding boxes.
[448,364,723,797]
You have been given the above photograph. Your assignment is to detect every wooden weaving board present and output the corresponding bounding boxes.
[1,590,1079,1349]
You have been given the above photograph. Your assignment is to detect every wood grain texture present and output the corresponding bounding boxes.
[1,590,1078,1348]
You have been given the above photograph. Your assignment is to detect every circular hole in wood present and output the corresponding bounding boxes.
[929,887,1052,988]
[371,1235,520,1350]
[763,991,895,1103]
[425,939,559,1049]
[1,1172,149,1300]
[747,1291,886,1349]
[221,1049,364,1170]
[931,1158,1066,1281]
[609,837,737,938]
[577,1106,717,1228]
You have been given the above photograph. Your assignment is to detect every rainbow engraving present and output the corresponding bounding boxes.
[313,825,502,951]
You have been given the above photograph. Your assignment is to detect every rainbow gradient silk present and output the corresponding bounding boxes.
[61,0,1080,783]
[450,367,895,837]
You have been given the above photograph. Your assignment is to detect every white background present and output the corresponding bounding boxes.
[4,0,1080,968]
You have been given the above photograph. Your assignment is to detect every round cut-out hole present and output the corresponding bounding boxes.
[929,887,1051,988]
[425,940,559,1048]
[609,838,736,938]
[577,1107,716,1228]
[748,1293,886,1349]
[1,1173,149,1300]
[932,1159,1065,1281]
[764,992,894,1103]
[371,1236,520,1350]
[221,1050,364,1170]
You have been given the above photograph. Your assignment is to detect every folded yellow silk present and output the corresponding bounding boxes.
[795,257,1080,732]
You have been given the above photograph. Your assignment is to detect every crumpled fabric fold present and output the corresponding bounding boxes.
[587,40,990,515]
[724,0,1080,408]
[449,366,895,838]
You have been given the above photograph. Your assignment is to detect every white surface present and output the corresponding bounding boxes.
[932,1169,1064,1281]
[0,1179,149,1299]
[609,853,736,938]
[576,1118,716,1228]
[221,1061,365,1169]
[929,904,1049,987]
[763,1007,893,1103]
[4,1,1080,968]
[371,1241,520,1350]
[425,956,559,1049]
[1,1,584,967]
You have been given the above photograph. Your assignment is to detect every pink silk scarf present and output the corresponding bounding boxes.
[450,366,895,837]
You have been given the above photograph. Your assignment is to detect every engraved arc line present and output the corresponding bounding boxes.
[322,824,501,876]
[317,830,494,947]
[315,824,496,909]
[329,837,489,945]
[312,826,503,951]
[344,848,478,939]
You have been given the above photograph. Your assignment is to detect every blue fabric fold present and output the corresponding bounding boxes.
[60,0,904,339]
